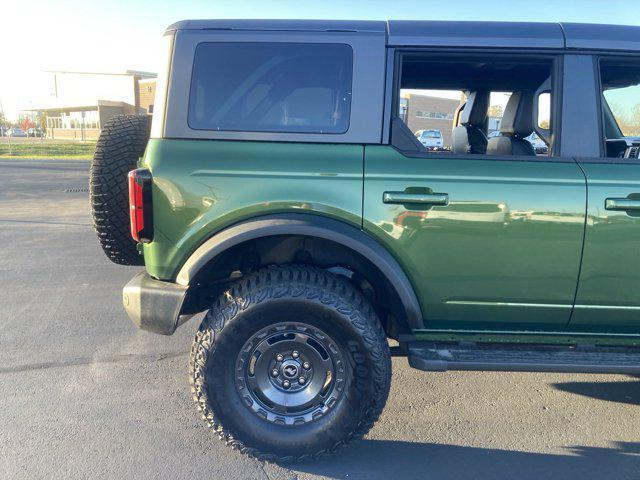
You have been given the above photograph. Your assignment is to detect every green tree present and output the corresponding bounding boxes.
[488,105,503,118]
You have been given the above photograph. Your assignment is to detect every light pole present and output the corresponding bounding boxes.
[0,99,12,156]
[81,111,86,142]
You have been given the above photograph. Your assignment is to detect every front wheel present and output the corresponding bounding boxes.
[189,265,391,462]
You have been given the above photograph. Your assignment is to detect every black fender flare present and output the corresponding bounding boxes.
[176,213,424,329]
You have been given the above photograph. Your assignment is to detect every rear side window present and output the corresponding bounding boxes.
[188,42,353,134]
[599,58,640,157]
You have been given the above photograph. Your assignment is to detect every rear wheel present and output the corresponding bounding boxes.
[189,265,392,462]
[90,114,150,265]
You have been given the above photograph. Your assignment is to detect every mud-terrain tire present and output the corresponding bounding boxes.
[189,265,392,462]
[90,114,150,265]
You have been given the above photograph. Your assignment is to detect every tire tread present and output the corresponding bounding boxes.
[90,114,150,265]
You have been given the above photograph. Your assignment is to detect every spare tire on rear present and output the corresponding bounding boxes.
[90,114,151,265]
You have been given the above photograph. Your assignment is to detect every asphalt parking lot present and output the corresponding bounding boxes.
[1,158,639,480]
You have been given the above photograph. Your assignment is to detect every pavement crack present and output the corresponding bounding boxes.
[0,351,186,374]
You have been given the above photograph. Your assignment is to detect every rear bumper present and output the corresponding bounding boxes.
[122,271,189,335]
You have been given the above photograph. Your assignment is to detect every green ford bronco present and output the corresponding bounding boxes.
[90,19,640,460]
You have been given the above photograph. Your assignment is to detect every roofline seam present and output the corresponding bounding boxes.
[558,22,568,49]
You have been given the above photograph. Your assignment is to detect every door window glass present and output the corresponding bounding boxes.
[605,85,640,137]
[599,59,640,157]
[394,54,555,157]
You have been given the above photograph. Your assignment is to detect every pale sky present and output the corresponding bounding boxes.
[1,0,639,120]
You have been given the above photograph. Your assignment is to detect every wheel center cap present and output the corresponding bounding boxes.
[281,360,299,379]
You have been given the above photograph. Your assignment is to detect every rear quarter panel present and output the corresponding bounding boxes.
[140,139,364,280]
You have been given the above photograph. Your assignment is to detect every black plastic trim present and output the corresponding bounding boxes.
[381,47,395,144]
[176,213,424,329]
[408,356,640,374]
[390,143,575,164]
[408,341,640,374]
[575,156,640,165]
[560,55,603,158]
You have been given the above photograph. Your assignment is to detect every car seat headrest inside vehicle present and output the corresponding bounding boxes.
[499,91,535,138]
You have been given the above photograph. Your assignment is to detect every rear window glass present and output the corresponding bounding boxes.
[421,131,441,138]
[188,42,353,134]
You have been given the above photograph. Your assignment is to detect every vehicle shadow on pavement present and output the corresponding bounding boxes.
[552,378,640,406]
[290,440,640,480]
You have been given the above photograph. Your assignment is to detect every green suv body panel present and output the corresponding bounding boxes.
[569,162,640,333]
[140,142,640,338]
[363,146,587,332]
[140,139,364,280]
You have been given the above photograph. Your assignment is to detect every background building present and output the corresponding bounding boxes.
[137,78,157,114]
[399,92,508,148]
[29,70,156,140]
[400,92,461,146]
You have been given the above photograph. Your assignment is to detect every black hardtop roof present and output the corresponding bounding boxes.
[388,21,564,48]
[166,19,640,52]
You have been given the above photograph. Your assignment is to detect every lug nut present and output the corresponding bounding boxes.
[292,350,299,359]
[298,377,306,385]
[282,380,291,389]
[271,369,279,377]
[302,362,311,370]
[275,354,284,362]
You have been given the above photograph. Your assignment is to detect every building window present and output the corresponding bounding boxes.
[47,117,63,129]
[47,110,99,129]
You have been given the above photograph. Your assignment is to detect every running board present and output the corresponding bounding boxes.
[407,342,640,374]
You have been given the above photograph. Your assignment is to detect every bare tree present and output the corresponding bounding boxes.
[610,101,640,137]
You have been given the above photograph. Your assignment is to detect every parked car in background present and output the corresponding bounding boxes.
[415,129,444,150]
[6,127,27,137]
[27,127,45,138]
[6,127,23,137]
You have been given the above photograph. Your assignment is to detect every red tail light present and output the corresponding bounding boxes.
[128,169,153,243]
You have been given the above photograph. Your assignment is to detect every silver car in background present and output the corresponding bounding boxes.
[415,129,444,150]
